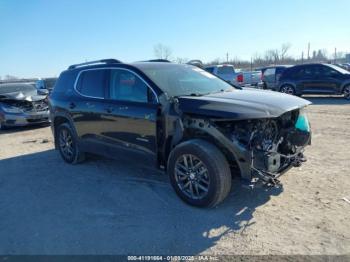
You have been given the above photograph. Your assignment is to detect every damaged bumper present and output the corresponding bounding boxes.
[1,110,50,127]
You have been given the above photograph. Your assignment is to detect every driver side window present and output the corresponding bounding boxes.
[109,69,156,103]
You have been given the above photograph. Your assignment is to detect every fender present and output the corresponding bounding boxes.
[182,117,252,180]
[51,111,77,149]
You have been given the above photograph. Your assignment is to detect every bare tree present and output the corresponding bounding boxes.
[4,75,18,80]
[280,43,291,61]
[175,57,188,64]
[153,44,172,60]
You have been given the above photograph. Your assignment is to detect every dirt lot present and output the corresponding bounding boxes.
[0,96,349,255]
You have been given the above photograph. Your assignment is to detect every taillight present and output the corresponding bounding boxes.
[237,74,243,82]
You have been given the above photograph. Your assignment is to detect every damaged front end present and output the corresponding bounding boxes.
[214,108,311,187]
[0,98,50,127]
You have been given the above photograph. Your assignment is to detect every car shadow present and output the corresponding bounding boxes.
[0,123,50,135]
[303,95,349,105]
[0,149,282,254]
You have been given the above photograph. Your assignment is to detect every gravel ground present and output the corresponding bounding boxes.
[0,96,349,255]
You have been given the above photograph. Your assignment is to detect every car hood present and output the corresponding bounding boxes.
[177,88,311,120]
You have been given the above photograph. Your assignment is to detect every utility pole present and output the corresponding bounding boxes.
[250,57,253,71]
[307,43,310,60]
[226,52,229,63]
[301,51,304,64]
[334,48,337,64]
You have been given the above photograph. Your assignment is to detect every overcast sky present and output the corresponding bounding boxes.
[0,0,349,78]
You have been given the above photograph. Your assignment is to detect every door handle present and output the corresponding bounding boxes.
[69,102,76,109]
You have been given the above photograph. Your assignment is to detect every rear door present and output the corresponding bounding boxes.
[101,68,159,159]
[72,69,112,151]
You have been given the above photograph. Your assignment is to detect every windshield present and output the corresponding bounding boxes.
[136,63,234,97]
[0,83,37,95]
[326,64,350,74]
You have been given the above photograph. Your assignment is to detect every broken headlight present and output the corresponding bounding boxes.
[1,105,23,114]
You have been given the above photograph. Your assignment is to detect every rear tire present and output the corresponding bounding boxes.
[280,85,296,95]
[167,139,232,208]
[57,123,85,164]
[343,85,350,100]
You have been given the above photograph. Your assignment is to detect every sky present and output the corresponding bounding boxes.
[0,0,349,78]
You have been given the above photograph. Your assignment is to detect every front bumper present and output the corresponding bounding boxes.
[1,110,50,127]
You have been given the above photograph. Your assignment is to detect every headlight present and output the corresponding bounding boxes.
[295,107,310,132]
[1,105,23,113]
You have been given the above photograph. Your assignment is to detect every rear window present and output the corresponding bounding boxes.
[264,68,275,76]
[217,66,234,74]
[77,70,106,98]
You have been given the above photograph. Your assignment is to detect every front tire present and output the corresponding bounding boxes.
[167,139,232,208]
[280,85,296,96]
[57,123,85,164]
[343,85,350,100]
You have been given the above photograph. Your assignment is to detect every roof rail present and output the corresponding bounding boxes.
[143,59,171,63]
[68,59,122,70]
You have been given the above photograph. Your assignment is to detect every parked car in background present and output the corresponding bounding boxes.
[0,83,50,130]
[236,69,262,87]
[337,63,350,72]
[36,77,58,92]
[260,65,292,90]
[278,63,350,99]
[49,59,312,207]
[205,64,261,87]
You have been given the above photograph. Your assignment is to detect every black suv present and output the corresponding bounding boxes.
[49,59,312,207]
[278,63,350,99]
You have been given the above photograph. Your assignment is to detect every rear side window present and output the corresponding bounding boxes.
[276,67,286,74]
[109,69,153,103]
[283,67,302,79]
[77,70,106,98]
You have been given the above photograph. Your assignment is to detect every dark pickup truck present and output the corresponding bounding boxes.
[49,59,312,207]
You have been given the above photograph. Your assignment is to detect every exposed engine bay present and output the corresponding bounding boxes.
[214,108,311,186]
[0,99,49,113]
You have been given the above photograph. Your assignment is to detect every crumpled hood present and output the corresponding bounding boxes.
[0,92,47,102]
[178,88,311,120]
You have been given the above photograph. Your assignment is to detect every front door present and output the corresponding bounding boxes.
[101,68,159,161]
[300,65,339,94]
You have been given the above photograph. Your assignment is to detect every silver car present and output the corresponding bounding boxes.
[0,83,50,130]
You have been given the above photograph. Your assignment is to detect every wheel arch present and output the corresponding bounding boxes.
[279,82,296,92]
[164,118,244,178]
[52,112,77,149]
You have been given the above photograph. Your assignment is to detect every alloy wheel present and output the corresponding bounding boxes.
[281,86,295,95]
[344,86,350,100]
[174,154,210,200]
[59,128,74,159]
